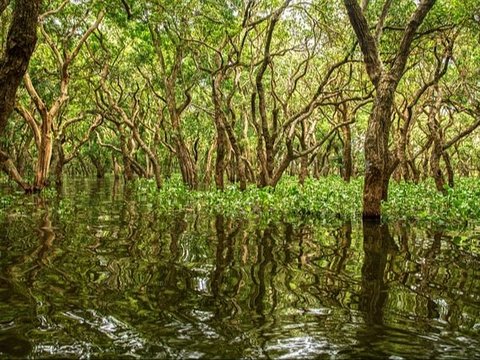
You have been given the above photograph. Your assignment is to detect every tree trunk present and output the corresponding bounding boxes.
[344,0,437,218]
[53,141,65,186]
[113,156,121,179]
[299,155,308,185]
[223,118,247,191]
[442,152,454,188]
[408,159,420,184]
[33,115,54,191]
[427,87,446,194]
[89,154,106,179]
[174,134,198,189]
[363,78,396,218]
[132,127,162,189]
[0,149,31,191]
[0,0,41,136]
[212,77,227,190]
[341,124,352,182]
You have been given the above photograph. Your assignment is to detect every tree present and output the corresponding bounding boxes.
[0,0,41,136]
[15,4,105,191]
[343,0,436,218]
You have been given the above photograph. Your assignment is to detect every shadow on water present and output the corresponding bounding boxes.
[0,178,480,358]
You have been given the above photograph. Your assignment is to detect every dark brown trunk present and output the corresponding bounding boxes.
[212,77,227,190]
[363,78,395,218]
[123,154,134,181]
[174,135,198,189]
[299,155,308,185]
[427,87,446,194]
[168,101,197,189]
[408,159,420,183]
[341,124,352,182]
[430,143,445,193]
[0,0,41,136]
[442,152,454,188]
[53,141,65,186]
[223,118,247,191]
[344,0,437,218]
[89,154,106,179]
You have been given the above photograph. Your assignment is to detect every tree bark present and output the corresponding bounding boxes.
[343,0,436,218]
[53,140,65,186]
[0,0,41,136]
[0,149,31,191]
[442,151,454,188]
[427,87,446,193]
[33,113,54,191]
[212,75,228,190]
[339,105,353,182]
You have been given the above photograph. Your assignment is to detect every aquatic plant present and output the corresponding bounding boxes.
[133,176,480,228]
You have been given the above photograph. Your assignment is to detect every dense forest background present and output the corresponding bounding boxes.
[1,0,479,217]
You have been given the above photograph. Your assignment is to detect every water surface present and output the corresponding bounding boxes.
[1,178,479,358]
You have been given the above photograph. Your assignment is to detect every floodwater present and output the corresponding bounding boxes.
[0,178,479,359]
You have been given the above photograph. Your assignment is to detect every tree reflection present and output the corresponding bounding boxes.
[356,220,398,355]
[360,220,394,323]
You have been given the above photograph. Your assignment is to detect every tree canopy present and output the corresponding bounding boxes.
[0,0,479,216]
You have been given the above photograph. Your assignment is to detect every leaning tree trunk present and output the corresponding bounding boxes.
[0,149,31,191]
[175,136,198,190]
[0,0,41,136]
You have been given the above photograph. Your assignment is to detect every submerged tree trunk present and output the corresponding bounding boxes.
[89,154,106,179]
[0,0,41,136]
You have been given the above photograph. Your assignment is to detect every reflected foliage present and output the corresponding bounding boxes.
[0,179,479,358]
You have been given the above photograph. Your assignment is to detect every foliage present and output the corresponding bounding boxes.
[383,178,480,226]
[130,176,480,228]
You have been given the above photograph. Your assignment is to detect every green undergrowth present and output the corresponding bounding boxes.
[0,175,478,228]
[133,176,480,228]
[382,178,480,226]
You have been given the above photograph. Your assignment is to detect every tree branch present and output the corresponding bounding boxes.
[343,0,382,85]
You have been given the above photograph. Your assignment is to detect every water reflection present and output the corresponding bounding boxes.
[360,220,397,325]
[0,178,479,358]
